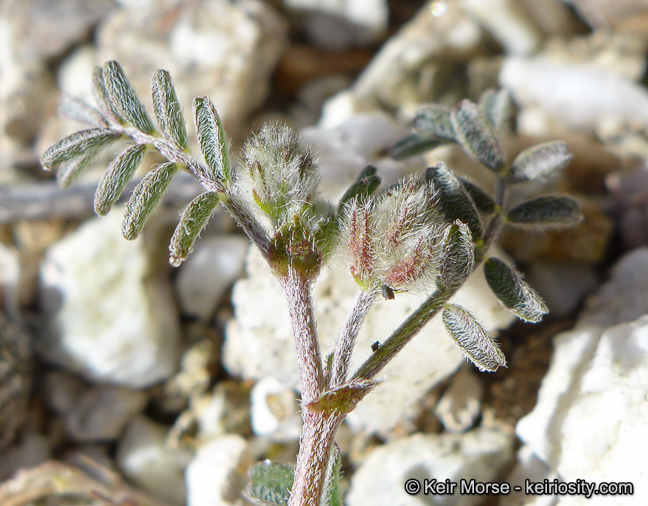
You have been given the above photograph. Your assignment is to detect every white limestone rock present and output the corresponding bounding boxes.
[578,247,648,327]
[96,0,287,141]
[0,0,112,165]
[517,249,648,504]
[116,416,193,506]
[302,112,427,197]
[517,318,648,504]
[185,435,252,506]
[250,377,301,441]
[501,445,557,506]
[0,0,114,65]
[57,45,97,106]
[283,0,388,50]
[175,235,249,321]
[38,211,181,388]
[500,56,648,133]
[460,0,542,55]
[349,2,483,113]
[316,0,483,125]
[346,426,515,506]
[176,380,251,443]
[224,246,514,434]
[435,367,483,433]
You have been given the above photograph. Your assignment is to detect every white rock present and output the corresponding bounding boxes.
[38,211,181,388]
[96,0,287,141]
[250,377,301,441]
[117,416,193,506]
[284,0,388,50]
[435,367,483,433]
[188,381,251,441]
[519,0,583,37]
[500,57,648,132]
[58,45,97,105]
[290,75,352,128]
[0,0,114,64]
[176,235,249,321]
[351,2,482,111]
[303,112,427,197]
[346,426,515,506]
[517,252,648,506]
[501,445,557,506]
[65,385,148,442]
[224,246,514,434]
[185,435,252,506]
[318,89,365,129]
[461,0,541,55]
[578,248,648,327]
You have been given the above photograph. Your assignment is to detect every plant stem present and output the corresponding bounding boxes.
[289,410,344,506]
[329,288,377,388]
[279,269,324,405]
[279,269,338,506]
[351,286,457,381]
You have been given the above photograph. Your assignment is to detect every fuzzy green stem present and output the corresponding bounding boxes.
[279,268,338,506]
[289,411,344,506]
[279,269,324,405]
[329,288,378,388]
[351,286,457,381]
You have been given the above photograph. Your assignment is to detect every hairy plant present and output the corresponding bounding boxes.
[42,62,580,506]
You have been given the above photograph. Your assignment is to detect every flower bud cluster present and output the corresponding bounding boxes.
[237,123,321,226]
[235,123,333,279]
[341,174,447,293]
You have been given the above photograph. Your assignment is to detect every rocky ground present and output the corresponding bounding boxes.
[1,0,648,504]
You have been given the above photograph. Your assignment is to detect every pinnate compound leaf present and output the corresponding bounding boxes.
[338,165,381,212]
[412,104,456,141]
[509,141,572,183]
[151,70,187,149]
[323,444,343,506]
[391,133,447,160]
[450,99,505,172]
[94,144,147,216]
[484,257,548,323]
[169,191,220,266]
[459,178,497,214]
[439,220,474,289]
[244,461,293,506]
[478,89,513,134]
[442,304,506,372]
[507,196,581,228]
[426,162,482,239]
[103,61,156,135]
[123,162,178,240]
[193,96,231,183]
[42,128,121,170]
